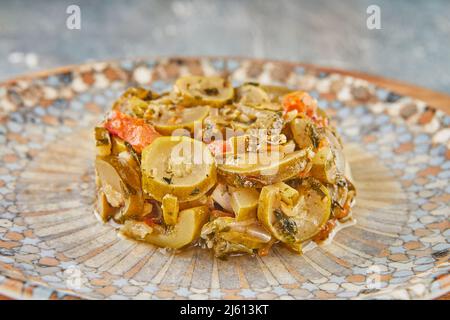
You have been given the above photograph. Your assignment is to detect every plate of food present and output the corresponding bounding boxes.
[0,57,448,300]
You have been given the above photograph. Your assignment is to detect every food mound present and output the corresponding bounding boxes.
[94,76,356,258]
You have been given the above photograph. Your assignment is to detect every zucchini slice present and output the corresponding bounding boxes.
[257,178,331,252]
[174,76,234,107]
[95,154,144,222]
[151,105,210,135]
[218,149,313,188]
[201,217,272,258]
[138,206,209,249]
[141,136,217,202]
[290,117,321,150]
[95,127,112,156]
[162,194,180,225]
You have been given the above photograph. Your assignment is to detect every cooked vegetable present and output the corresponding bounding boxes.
[330,176,356,220]
[94,76,356,258]
[162,194,179,225]
[104,110,161,153]
[111,136,128,155]
[260,85,293,101]
[236,84,281,111]
[218,149,313,188]
[174,76,234,107]
[257,178,331,252]
[230,188,260,221]
[273,182,299,206]
[95,127,112,156]
[120,220,154,240]
[282,91,328,127]
[211,183,233,213]
[321,127,346,174]
[95,191,116,222]
[138,206,209,249]
[290,117,321,149]
[148,105,210,135]
[207,140,232,157]
[178,195,209,211]
[309,145,337,184]
[201,217,272,258]
[141,136,216,202]
[95,154,144,222]
[237,84,270,105]
[113,87,156,116]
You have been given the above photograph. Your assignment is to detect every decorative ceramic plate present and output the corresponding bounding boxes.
[0,57,448,300]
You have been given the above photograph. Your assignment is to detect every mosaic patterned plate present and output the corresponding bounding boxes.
[0,57,448,300]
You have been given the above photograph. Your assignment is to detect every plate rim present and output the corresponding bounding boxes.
[0,55,448,300]
[1,55,449,114]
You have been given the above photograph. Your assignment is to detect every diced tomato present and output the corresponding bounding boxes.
[104,111,161,153]
[282,91,328,127]
[207,140,232,156]
[312,219,337,242]
[283,91,316,114]
[333,202,351,220]
[143,215,159,227]
[257,239,276,257]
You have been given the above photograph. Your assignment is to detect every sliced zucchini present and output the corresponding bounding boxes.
[309,145,337,184]
[260,85,293,102]
[162,194,179,225]
[111,136,128,155]
[272,182,299,206]
[230,188,260,221]
[236,84,283,111]
[141,136,217,202]
[321,127,346,175]
[151,105,209,135]
[178,195,208,211]
[201,217,272,258]
[174,76,234,107]
[95,191,116,222]
[290,117,321,150]
[141,206,209,249]
[237,83,270,105]
[125,96,150,118]
[257,178,331,252]
[95,127,112,156]
[120,220,154,241]
[113,87,155,116]
[218,149,313,188]
[95,154,144,222]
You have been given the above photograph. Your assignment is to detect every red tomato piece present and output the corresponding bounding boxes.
[207,140,232,156]
[282,91,328,127]
[104,111,161,153]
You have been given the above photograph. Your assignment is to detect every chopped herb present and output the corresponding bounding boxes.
[307,123,321,149]
[163,176,173,184]
[308,178,327,198]
[274,209,298,236]
[124,141,141,165]
[190,188,200,196]
[336,177,347,188]
[332,200,344,210]
[204,88,219,96]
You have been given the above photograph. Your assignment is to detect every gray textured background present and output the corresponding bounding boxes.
[0,0,449,94]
